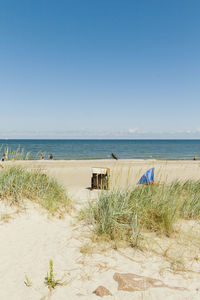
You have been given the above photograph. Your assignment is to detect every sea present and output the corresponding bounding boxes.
[0,139,200,160]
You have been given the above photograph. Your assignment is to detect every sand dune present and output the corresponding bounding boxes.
[0,160,200,299]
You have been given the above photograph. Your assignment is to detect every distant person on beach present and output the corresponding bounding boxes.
[111,152,118,160]
[193,156,198,160]
[40,152,44,160]
[1,153,7,161]
[49,153,53,160]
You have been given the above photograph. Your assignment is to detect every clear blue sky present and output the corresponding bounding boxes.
[0,0,200,139]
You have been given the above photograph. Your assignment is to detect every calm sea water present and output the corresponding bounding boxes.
[0,139,200,160]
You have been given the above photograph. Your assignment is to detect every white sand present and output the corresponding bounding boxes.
[0,160,200,299]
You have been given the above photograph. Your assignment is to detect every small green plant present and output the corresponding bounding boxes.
[24,275,32,287]
[45,260,60,290]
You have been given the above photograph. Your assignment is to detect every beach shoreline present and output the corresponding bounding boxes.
[1,139,200,161]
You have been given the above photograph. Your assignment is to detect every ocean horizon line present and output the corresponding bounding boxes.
[0,139,200,160]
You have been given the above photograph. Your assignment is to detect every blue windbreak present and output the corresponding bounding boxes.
[138,168,154,184]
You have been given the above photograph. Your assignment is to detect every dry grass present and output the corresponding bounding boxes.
[80,242,94,255]
[0,213,12,224]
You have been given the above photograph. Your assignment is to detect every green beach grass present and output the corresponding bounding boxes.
[0,145,31,160]
[82,181,200,246]
[0,166,71,215]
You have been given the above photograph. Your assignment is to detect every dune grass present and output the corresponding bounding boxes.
[0,145,31,160]
[0,166,71,215]
[82,181,200,246]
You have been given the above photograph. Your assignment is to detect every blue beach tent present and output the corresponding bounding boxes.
[138,168,154,185]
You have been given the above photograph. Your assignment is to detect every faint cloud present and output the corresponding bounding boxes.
[128,128,139,134]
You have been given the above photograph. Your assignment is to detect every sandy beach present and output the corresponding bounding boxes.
[1,159,200,300]
[6,159,200,197]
